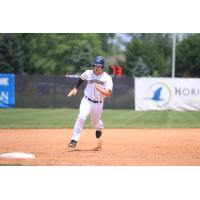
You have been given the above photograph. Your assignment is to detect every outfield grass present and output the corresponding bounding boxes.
[0,108,200,128]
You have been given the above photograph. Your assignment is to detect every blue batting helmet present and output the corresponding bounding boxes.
[92,56,105,68]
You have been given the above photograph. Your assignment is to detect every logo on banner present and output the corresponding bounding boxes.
[145,82,171,107]
[0,78,9,85]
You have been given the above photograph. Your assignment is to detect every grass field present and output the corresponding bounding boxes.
[1,108,200,128]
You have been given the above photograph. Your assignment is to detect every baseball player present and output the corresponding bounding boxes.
[67,56,113,148]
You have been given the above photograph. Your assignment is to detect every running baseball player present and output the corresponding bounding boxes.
[67,56,113,148]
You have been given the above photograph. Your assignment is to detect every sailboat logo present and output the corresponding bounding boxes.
[150,87,164,101]
[145,83,171,106]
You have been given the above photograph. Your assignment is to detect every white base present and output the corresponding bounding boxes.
[0,152,35,159]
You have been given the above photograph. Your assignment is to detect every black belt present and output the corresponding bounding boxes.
[85,96,102,103]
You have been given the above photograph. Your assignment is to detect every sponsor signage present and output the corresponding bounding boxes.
[135,78,200,111]
[0,74,15,108]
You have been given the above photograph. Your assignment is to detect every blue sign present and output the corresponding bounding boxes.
[0,74,15,108]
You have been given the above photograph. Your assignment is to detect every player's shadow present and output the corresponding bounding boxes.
[67,147,101,152]
[67,140,102,152]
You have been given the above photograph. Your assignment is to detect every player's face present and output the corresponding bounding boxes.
[93,65,103,75]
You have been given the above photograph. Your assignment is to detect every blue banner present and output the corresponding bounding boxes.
[0,74,15,108]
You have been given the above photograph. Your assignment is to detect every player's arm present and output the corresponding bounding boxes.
[94,83,112,97]
[75,78,84,90]
[67,78,84,97]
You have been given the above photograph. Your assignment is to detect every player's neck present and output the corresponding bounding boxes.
[93,71,104,76]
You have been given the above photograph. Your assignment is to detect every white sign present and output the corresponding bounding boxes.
[135,78,200,111]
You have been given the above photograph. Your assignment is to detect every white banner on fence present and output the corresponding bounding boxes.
[135,77,200,111]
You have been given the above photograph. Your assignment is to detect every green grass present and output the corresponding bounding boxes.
[0,108,200,128]
[0,163,24,166]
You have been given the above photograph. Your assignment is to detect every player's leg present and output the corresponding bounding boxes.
[90,104,104,139]
[68,98,91,147]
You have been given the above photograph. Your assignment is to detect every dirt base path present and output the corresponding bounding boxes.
[1,129,200,166]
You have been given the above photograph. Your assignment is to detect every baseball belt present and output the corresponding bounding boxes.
[85,96,102,103]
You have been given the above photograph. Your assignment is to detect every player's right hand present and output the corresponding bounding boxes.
[67,88,78,97]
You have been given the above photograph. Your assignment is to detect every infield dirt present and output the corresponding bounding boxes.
[1,129,200,166]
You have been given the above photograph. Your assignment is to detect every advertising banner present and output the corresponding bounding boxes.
[0,74,15,108]
[135,78,200,111]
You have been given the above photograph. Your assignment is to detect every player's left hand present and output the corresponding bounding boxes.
[67,88,78,97]
[94,83,101,91]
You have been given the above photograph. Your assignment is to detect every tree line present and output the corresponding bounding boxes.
[0,33,115,75]
[0,33,200,77]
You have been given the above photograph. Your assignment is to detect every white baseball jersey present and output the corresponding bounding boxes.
[80,70,113,101]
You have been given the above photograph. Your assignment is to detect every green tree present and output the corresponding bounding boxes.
[25,33,104,74]
[0,33,116,75]
[97,33,115,53]
[0,33,27,73]
[67,33,103,73]
[176,33,200,77]
[124,33,172,76]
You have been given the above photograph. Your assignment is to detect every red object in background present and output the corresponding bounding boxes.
[109,66,123,76]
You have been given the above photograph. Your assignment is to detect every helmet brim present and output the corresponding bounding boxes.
[93,64,104,67]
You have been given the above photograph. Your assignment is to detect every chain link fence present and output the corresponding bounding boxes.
[15,75,135,109]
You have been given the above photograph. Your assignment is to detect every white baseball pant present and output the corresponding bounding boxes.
[70,97,104,141]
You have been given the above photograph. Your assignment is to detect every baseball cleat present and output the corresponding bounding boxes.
[68,140,77,148]
[96,130,102,139]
